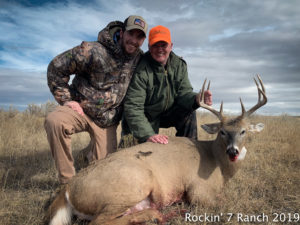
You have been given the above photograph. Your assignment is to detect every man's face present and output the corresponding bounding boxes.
[120,29,145,55]
[149,41,173,65]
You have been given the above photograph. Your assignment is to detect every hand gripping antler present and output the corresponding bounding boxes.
[197,79,224,122]
[240,74,268,118]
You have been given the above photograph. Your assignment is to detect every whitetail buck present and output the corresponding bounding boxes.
[47,75,267,225]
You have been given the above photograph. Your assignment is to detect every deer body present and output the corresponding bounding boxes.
[47,76,267,225]
[48,136,238,225]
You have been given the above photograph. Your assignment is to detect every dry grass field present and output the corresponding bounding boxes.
[0,104,299,225]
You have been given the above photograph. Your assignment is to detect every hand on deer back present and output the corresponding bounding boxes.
[147,134,169,144]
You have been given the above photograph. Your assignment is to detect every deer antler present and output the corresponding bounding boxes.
[240,74,267,118]
[197,79,224,121]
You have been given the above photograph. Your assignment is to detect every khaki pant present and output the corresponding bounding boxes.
[44,106,117,184]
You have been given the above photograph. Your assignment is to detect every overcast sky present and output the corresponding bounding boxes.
[0,0,299,115]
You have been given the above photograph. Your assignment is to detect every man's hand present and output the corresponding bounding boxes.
[147,134,169,144]
[204,90,212,106]
[54,88,71,105]
[64,101,85,116]
[196,90,213,106]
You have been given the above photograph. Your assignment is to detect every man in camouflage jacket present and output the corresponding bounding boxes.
[45,15,148,184]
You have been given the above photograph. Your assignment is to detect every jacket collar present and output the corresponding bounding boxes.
[145,51,175,73]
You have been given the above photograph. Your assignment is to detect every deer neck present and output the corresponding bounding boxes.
[212,135,241,183]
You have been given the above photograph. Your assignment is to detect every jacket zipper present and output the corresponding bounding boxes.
[164,69,170,112]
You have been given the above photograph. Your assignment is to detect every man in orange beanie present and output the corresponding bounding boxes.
[123,25,212,144]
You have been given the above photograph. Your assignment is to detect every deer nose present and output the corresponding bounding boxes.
[226,146,239,157]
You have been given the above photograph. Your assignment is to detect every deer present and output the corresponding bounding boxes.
[46,75,267,225]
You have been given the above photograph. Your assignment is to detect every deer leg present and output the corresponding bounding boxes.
[88,191,160,225]
[128,209,163,224]
[87,204,131,225]
[88,212,121,225]
[89,209,163,225]
[186,182,216,206]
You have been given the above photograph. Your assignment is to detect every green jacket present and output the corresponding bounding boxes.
[124,51,197,142]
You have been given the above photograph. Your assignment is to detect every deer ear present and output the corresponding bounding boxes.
[201,123,221,134]
[248,123,264,133]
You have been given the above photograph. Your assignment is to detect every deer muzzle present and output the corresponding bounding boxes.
[226,146,239,162]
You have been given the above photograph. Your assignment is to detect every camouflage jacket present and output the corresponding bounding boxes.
[47,21,142,128]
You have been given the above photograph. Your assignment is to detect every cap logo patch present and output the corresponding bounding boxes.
[134,18,145,28]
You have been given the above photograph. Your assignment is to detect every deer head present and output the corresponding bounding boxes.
[197,75,267,163]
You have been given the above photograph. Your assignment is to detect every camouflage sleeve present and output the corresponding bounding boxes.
[47,41,92,105]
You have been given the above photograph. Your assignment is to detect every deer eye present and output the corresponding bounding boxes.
[240,130,246,135]
[220,130,226,136]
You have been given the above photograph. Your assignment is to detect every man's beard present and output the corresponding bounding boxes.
[122,39,139,56]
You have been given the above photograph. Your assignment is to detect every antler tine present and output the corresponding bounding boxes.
[253,77,261,102]
[244,75,268,117]
[207,80,211,90]
[257,74,266,93]
[240,98,246,118]
[200,78,207,102]
[198,79,224,121]
[220,101,223,115]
